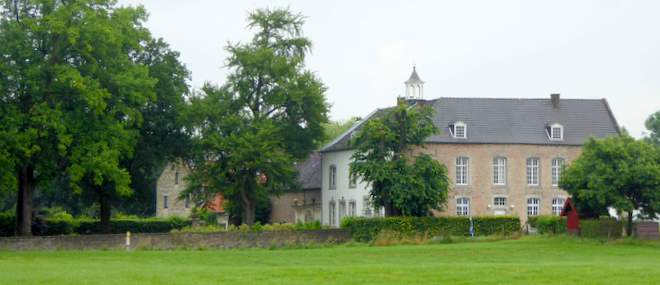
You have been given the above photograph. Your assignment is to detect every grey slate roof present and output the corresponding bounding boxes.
[321,96,620,152]
[295,152,322,190]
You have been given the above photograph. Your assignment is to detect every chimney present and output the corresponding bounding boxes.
[551,93,560,108]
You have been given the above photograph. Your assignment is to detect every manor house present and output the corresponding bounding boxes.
[319,67,620,226]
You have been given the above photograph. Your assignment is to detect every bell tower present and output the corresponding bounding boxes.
[405,66,424,99]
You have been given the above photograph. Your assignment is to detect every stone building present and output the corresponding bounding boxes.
[155,162,227,225]
[319,67,620,227]
[269,153,322,224]
[156,154,323,224]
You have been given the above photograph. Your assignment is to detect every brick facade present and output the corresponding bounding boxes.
[416,143,581,223]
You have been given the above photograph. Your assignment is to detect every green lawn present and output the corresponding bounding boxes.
[0,236,658,285]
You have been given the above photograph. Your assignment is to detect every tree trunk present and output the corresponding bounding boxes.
[15,165,34,236]
[242,199,256,226]
[98,187,112,234]
[239,180,256,226]
[626,211,634,237]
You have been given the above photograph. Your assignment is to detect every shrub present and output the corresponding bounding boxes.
[581,218,622,239]
[341,216,521,242]
[528,216,567,234]
[0,212,15,236]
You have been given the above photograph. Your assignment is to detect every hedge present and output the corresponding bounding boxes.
[581,219,622,239]
[0,214,190,236]
[528,215,622,238]
[341,216,521,242]
[527,216,567,234]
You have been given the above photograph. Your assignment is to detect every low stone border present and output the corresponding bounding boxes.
[0,229,350,251]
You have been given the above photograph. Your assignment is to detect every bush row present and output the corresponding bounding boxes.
[341,216,521,242]
[0,213,190,236]
[172,221,327,233]
[527,215,623,238]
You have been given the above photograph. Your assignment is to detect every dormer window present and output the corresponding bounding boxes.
[452,122,467,139]
[548,123,563,141]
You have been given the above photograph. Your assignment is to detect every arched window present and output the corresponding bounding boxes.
[348,200,356,217]
[363,196,373,217]
[526,158,540,186]
[349,170,357,188]
[329,165,337,190]
[551,158,565,187]
[552,198,565,216]
[527,198,540,216]
[493,157,506,185]
[329,201,336,226]
[456,197,470,216]
[338,200,346,223]
[456,157,469,185]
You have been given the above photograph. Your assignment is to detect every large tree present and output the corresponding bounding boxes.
[350,100,449,216]
[115,38,191,216]
[560,135,660,236]
[183,8,329,225]
[0,0,160,234]
[645,110,660,146]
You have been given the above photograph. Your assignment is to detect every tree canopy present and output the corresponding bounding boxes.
[350,100,449,216]
[560,135,660,235]
[0,0,187,234]
[645,110,660,146]
[183,8,329,225]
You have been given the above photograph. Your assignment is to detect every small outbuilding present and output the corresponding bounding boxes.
[560,197,580,234]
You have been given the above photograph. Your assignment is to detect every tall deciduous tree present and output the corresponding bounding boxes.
[183,8,328,225]
[350,100,449,216]
[0,0,159,234]
[646,110,660,146]
[560,136,660,236]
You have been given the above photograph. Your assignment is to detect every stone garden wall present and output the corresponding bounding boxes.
[0,229,350,251]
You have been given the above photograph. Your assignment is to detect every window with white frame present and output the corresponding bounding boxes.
[527,198,540,216]
[552,198,565,216]
[493,157,506,185]
[363,196,372,217]
[456,197,470,216]
[329,165,337,190]
[349,170,357,188]
[493,196,507,207]
[456,157,469,185]
[338,200,346,222]
[163,195,169,209]
[550,123,563,141]
[329,201,336,226]
[551,158,564,187]
[453,122,467,139]
[526,158,540,186]
[348,200,356,217]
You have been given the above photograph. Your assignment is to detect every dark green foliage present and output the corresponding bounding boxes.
[0,214,189,236]
[320,117,361,146]
[224,192,272,226]
[560,135,660,236]
[183,8,328,225]
[528,216,567,234]
[350,101,449,216]
[581,219,623,239]
[645,110,660,146]
[341,216,521,242]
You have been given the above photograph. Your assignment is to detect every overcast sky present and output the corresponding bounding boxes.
[119,0,660,138]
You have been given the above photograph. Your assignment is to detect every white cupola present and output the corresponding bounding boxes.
[405,66,424,99]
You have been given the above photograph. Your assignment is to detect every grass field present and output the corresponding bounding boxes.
[0,236,658,285]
